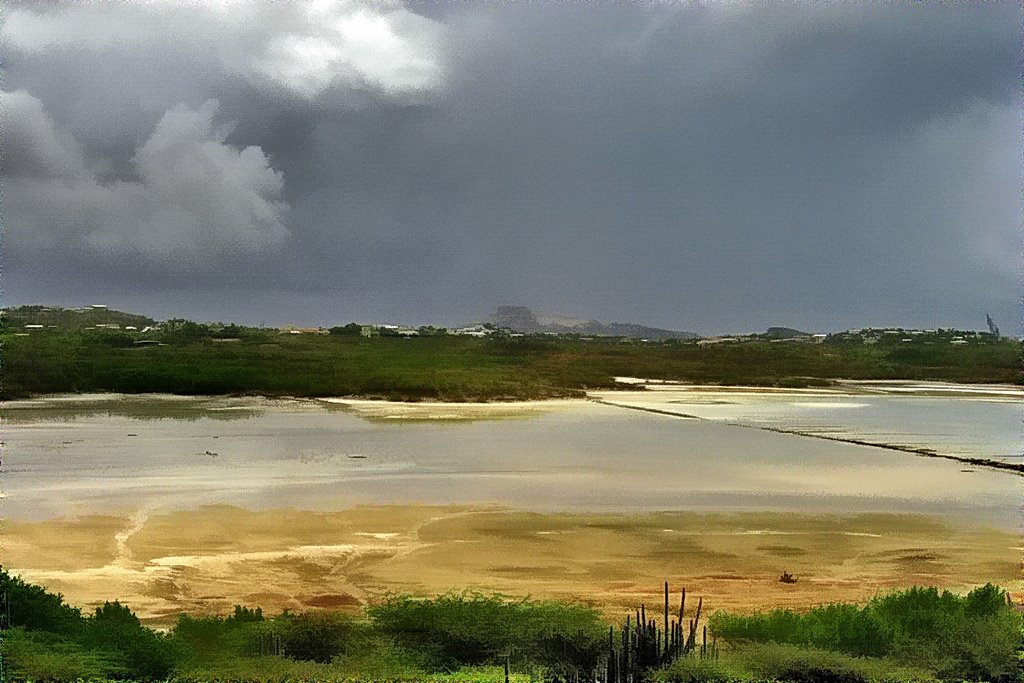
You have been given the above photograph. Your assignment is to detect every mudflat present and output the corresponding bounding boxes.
[4,505,1019,627]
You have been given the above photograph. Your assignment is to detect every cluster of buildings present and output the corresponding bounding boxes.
[273,323,502,338]
[354,324,499,338]
[688,327,1002,347]
[697,334,828,346]
[826,328,997,345]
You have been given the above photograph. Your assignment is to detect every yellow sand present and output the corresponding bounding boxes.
[3,505,1018,626]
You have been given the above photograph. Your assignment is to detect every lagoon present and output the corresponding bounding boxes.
[2,388,1018,528]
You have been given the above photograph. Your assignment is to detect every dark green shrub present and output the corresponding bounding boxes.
[367,592,605,673]
[870,585,1021,680]
[329,323,364,336]
[739,643,933,683]
[0,567,84,636]
[709,604,886,657]
[278,611,353,663]
[368,593,513,669]
[83,601,182,680]
[231,604,264,623]
[174,613,231,644]
[160,318,211,342]
[710,585,1021,681]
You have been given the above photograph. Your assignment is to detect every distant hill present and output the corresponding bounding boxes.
[1,305,155,330]
[764,326,810,339]
[491,306,698,340]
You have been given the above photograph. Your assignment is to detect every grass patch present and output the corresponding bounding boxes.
[655,643,938,683]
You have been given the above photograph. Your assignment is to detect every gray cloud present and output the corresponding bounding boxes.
[2,88,89,179]
[3,93,288,264]
[1,2,1018,333]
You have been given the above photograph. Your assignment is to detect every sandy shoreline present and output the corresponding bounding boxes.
[4,378,1019,416]
[316,396,582,421]
[320,379,1024,416]
[611,378,1024,398]
[5,504,1020,627]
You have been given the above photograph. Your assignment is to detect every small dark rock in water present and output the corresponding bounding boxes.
[779,571,797,584]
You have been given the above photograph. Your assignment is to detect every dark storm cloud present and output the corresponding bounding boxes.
[2,2,1018,332]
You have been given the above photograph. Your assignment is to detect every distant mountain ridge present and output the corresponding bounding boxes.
[490,306,698,340]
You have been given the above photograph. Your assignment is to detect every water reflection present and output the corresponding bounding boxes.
[1,393,1019,529]
[1,394,263,423]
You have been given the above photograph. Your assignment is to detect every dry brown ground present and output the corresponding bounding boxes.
[3,505,1019,626]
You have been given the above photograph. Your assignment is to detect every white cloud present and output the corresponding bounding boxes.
[236,2,443,98]
[1,1,446,101]
[3,92,288,264]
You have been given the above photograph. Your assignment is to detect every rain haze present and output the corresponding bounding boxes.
[1,1,1018,335]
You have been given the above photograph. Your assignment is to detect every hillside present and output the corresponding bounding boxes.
[764,326,810,339]
[2,305,155,330]
[491,306,698,340]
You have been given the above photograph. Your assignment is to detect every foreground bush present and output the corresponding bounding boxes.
[172,662,538,683]
[1,568,180,681]
[1,628,111,682]
[0,566,84,634]
[654,643,937,683]
[174,607,355,664]
[82,601,183,678]
[708,584,1021,681]
[170,593,605,678]
[367,592,606,674]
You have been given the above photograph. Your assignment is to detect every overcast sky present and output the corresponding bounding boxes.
[2,1,1018,334]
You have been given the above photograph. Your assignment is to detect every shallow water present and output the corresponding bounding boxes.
[1,392,1019,528]
[594,381,1022,464]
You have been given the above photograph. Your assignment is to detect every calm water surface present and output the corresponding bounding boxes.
[595,381,1022,463]
[1,391,1019,528]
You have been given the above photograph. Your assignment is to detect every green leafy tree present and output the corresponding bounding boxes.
[0,566,84,636]
[279,611,352,663]
[85,601,182,680]
[329,322,364,336]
